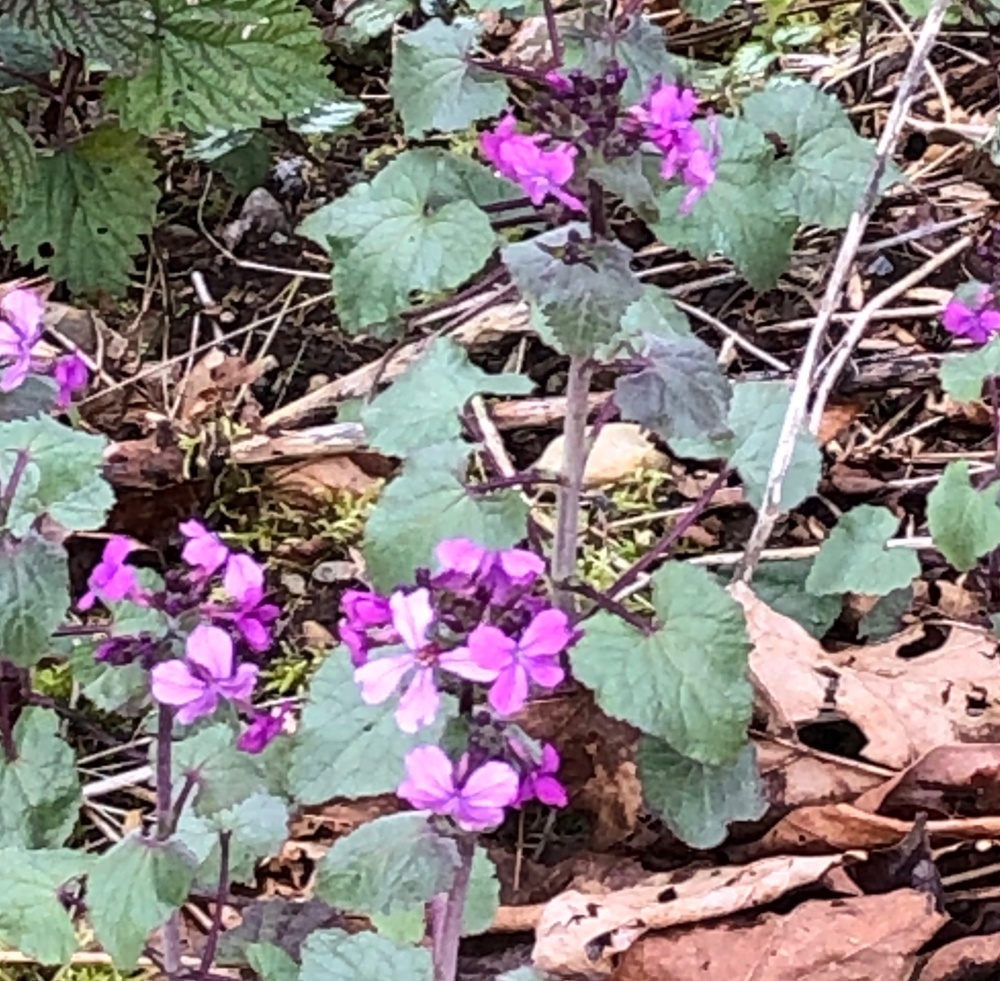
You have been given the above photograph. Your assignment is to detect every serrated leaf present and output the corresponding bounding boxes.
[503,224,642,356]
[571,563,752,764]
[389,19,508,137]
[0,848,93,964]
[217,898,342,965]
[363,442,529,590]
[463,847,499,935]
[0,708,80,848]
[245,943,299,981]
[743,80,853,153]
[88,832,197,969]
[588,153,660,223]
[928,460,1000,571]
[300,929,432,981]
[806,505,920,596]
[651,118,796,290]
[749,559,840,638]
[288,93,363,135]
[316,812,459,918]
[615,333,732,442]
[298,149,497,332]
[619,287,692,342]
[3,126,158,294]
[638,738,766,848]
[337,0,413,45]
[940,334,1000,401]
[105,0,331,134]
[0,16,57,85]
[289,654,456,803]
[0,534,69,668]
[0,111,38,218]
[0,415,113,535]
[361,338,531,455]
[199,131,271,195]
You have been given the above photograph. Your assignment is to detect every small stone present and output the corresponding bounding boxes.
[532,422,668,487]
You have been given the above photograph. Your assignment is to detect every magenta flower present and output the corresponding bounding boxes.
[435,538,545,596]
[0,288,44,393]
[79,536,144,611]
[53,353,89,408]
[480,114,585,212]
[397,745,520,832]
[180,519,230,578]
[943,289,1000,345]
[515,742,568,807]
[339,589,393,666]
[463,609,572,716]
[150,624,258,724]
[237,702,293,753]
[217,554,280,651]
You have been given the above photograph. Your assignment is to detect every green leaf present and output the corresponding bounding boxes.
[300,929,433,981]
[0,111,38,219]
[363,442,529,591]
[0,708,80,848]
[858,586,912,641]
[0,415,113,535]
[88,832,197,969]
[619,287,692,342]
[3,126,158,294]
[361,338,531,456]
[615,333,732,442]
[463,847,499,936]
[749,559,841,638]
[246,943,299,981]
[0,534,69,668]
[289,654,456,803]
[202,131,272,195]
[298,149,497,332]
[638,738,766,848]
[651,118,796,290]
[743,80,854,153]
[588,153,660,223]
[0,848,93,964]
[940,334,1000,402]
[389,19,508,137]
[0,376,57,421]
[502,224,643,356]
[681,0,737,20]
[105,0,331,134]
[316,811,459,918]
[288,93,364,135]
[927,460,1000,571]
[336,0,413,46]
[217,898,342,965]
[0,16,57,85]
[571,563,752,764]
[806,505,920,596]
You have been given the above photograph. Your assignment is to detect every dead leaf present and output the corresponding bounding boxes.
[533,424,669,488]
[916,932,1000,981]
[266,456,380,504]
[817,401,865,445]
[610,890,946,981]
[176,350,269,426]
[532,853,861,979]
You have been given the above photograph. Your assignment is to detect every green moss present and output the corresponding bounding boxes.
[0,962,150,981]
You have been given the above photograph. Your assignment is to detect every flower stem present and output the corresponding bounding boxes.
[0,449,31,530]
[155,704,182,978]
[540,0,564,66]
[431,835,475,981]
[0,661,18,763]
[197,830,231,981]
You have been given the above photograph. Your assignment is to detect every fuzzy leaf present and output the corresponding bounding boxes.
[389,19,508,137]
[806,505,920,596]
[681,0,737,20]
[0,111,38,219]
[217,898,341,965]
[588,153,660,223]
[927,460,1000,572]
[743,81,854,153]
[619,287,692,342]
[300,929,432,981]
[337,0,413,45]
[748,559,841,638]
[638,738,766,848]
[571,563,752,765]
[289,93,364,135]
[0,377,57,421]
[939,335,1000,402]
[245,943,299,981]
[463,848,500,935]
[0,535,69,668]
[3,126,158,294]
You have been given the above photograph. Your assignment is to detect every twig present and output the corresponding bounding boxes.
[671,299,791,372]
[734,0,952,584]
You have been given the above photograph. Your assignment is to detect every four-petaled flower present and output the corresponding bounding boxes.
[237,702,293,753]
[151,624,258,724]
[943,288,1000,345]
[0,288,44,393]
[397,745,520,831]
[435,538,544,597]
[339,589,393,666]
[216,553,280,651]
[79,536,144,611]
[53,353,89,409]
[180,519,230,578]
[514,741,568,808]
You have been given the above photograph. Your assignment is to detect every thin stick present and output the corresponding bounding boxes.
[197,831,231,980]
[734,0,952,584]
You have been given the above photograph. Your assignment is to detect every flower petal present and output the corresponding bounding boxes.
[390,588,434,651]
[397,745,457,811]
[466,624,516,672]
[488,664,529,716]
[455,760,519,830]
[519,608,573,658]
[223,553,265,603]
[184,624,234,680]
[175,690,221,725]
[438,645,500,683]
[216,661,258,703]
[151,660,208,707]
[354,653,413,704]
[395,667,439,733]
[435,538,485,576]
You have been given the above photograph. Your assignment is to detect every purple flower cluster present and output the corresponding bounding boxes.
[942,286,1000,345]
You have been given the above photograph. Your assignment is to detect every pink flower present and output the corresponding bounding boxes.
[462,609,572,716]
[515,742,568,807]
[53,353,89,408]
[237,702,293,753]
[397,745,520,832]
[435,538,544,597]
[943,289,1000,345]
[79,536,144,611]
[0,288,44,393]
[180,519,230,578]
[151,624,258,725]
[480,114,585,212]
[216,553,280,651]
[338,589,393,666]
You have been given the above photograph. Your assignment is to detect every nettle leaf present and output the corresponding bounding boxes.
[198,131,272,195]
[503,224,643,356]
[571,563,752,765]
[316,811,459,918]
[176,793,289,887]
[337,0,413,46]
[0,708,81,848]
[246,943,299,981]
[651,118,797,290]
[0,415,112,535]
[289,654,456,803]
[940,334,1000,402]
[588,153,660,223]
[362,338,531,455]
[0,534,69,668]
[105,0,331,134]
[0,848,94,965]
[300,929,432,981]
[749,559,841,639]
[463,847,499,935]
[619,286,692,343]
[743,80,854,153]
[88,832,197,969]
[3,126,158,294]
[288,93,364,135]
[928,460,1000,572]
[389,19,508,137]
[806,505,920,597]
[363,442,529,590]
[638,738,766,848]
[615,333,732,442]
[0,112,38,219]
[0,15,57,84]
[299,149,497,333]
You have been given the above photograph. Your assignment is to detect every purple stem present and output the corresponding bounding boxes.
[566,579,652,632]
[430,835,475,981]
[0,662,17,763]
[197,830,231,981]
[481,196,533,214]
[468,472,562,493]
[155,704,183,978]
[539,0,564,66]
[0,449,31,529]
[471,59,551,85]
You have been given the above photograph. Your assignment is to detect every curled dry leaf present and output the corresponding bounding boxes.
[176,349,270,426]
[611,890,946,981]
[531,853,860,979]
[916,932,1000,981]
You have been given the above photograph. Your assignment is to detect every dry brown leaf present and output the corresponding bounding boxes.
[533,424,668,488]
[916,932,1000,981]
[176,349,268,425]
[531,853,860,979]
[611,890,946,981]
[266,456,380,504]
[817,401,866,446]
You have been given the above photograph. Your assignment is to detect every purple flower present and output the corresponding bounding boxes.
[397,745,520,832]
[462,609,572,716]
[339,589,393,666]
[480,115,585,212]
[79,536,144,611]
[238,702,293,753]
[515,741,568,807]
[216,553,280,651]
[435,538,545,596]
[150,624,258,724]
[943,289,1000,345]
[180,519,230,578]
[0,288,44,393]
[53,353,89,408]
